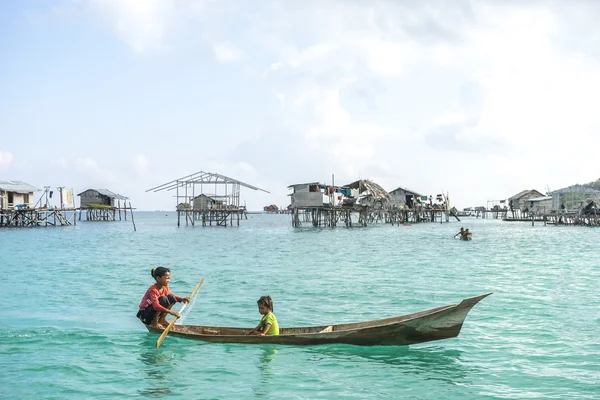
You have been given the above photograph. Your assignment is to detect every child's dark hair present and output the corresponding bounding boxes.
[257,295,274,311]
[151,267,170,278]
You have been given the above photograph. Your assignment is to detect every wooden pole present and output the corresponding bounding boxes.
[156,278,204,348]
[130,201,136,232]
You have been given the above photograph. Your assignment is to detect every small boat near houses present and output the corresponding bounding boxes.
[456,211,474,217]
[146,293,491,346]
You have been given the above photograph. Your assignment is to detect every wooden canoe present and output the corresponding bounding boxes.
[145,293,491,346]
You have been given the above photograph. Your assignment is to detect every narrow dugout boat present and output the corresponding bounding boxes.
[146,293,491,346]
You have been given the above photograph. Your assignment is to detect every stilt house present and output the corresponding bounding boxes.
[192,194,223,210]
[288,182,342,208]
[508,189,545,212]
[388,187,422,209]
[78,189,128,209]
[0,180,39,210]
[526,196,553,214]
[341,179,390,209]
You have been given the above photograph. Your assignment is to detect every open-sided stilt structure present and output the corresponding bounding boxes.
[147,171,269,227]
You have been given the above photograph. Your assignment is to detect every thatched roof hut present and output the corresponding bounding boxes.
[343,180,390,200]
[342,179,390,208]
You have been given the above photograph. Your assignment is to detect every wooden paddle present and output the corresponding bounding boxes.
[156,277,204,348]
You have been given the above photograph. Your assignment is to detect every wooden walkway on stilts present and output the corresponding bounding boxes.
[177,208,247,227]
[0,208,77,228]
[291,206,457,227]
[78,206,133,222]
[541,211,600,226]
[502,210,600,226]
[291,207,371,227]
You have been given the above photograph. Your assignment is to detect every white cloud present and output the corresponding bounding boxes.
[51,158,69,169]
[262,62,282,78]
[237,161,256,174]
[88,0,178,53]
[76,157,116,184]
[246,1,600,206]
[76,157,98,169]
[38,1,600,209]
[0,150,13,172]
[361,39,419,77]
[213,42,242,63]
[133,154,149,176]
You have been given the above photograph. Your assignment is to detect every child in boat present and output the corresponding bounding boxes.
[247,295,279,336]
[137,267,190,329]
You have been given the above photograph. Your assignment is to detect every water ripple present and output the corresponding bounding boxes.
[1,214,598,399]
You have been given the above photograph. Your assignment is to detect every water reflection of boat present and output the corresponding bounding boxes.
[138,347,174,397]
[146,293,491,346]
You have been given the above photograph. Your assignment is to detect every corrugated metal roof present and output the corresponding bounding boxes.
[192,193,216,200]
[528,196,552,202]
[509,189,544,201]
[96,189,128,200]
[0,180,40,192]
[389,186,421,196]
[77,189,129,200]
[287,182,322,188]
[508,190,529,200]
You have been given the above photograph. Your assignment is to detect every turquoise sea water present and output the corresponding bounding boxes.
[1,213,598,399]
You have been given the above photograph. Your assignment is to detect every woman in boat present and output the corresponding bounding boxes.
[137,267,190,329]
[246,295,279,336]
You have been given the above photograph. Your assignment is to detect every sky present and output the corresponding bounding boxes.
[2,0,600,211]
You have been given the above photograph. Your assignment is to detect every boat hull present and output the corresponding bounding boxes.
[145,293,491,346]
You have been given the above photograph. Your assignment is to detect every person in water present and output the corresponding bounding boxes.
[461,228,472,240]
[247,295,279,336]
[137,267,190,329]
[454,227,465,238]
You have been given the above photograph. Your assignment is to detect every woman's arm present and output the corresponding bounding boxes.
[150,290,183,317]
[149,291,170,313]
